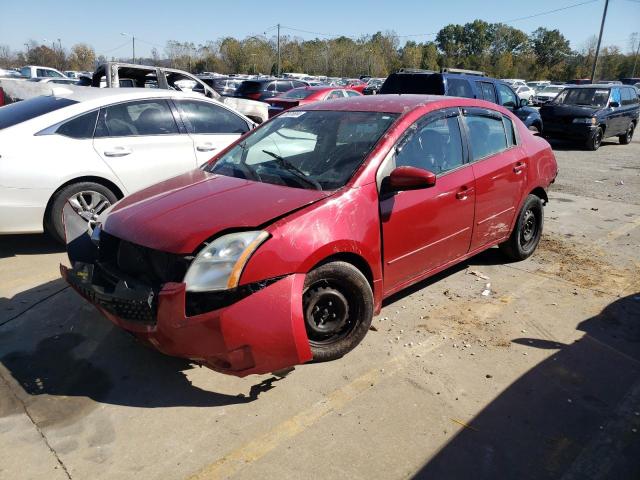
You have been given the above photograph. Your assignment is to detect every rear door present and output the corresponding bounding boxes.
[380,108,475,293]
[462,107,527,250]
[92,99,197,193]
[173,99,251,166]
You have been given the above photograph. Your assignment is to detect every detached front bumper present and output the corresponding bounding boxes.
[61,264,312,377]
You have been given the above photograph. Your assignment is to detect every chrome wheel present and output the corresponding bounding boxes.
[68,190,112,223]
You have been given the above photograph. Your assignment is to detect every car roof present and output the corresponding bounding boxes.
[296,94,473,113]
[49,87,208,103]
[564,84,615,89]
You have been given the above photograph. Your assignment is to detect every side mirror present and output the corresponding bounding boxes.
[519,98,529,107]
[609,101,620,108]
[386,166,436,192]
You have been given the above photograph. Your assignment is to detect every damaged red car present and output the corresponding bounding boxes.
[61,95,558,377]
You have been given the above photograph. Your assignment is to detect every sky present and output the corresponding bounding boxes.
[1,0,639,58]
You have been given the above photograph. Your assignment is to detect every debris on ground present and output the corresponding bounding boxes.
[369,325,378,332]
[481,283,492,296]
[451,418,479,432]
[468,270,490,280]
[616,180,625,186]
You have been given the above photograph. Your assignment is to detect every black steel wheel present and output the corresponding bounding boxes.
[499,194,544,261]
[586,127,603,151]
[619,122,634,145]
[303,261,373,362]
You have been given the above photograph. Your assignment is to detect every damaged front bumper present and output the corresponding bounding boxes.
[62,263,312,376]
[60,203,312,377]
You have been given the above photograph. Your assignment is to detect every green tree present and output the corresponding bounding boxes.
[67,43,96,71]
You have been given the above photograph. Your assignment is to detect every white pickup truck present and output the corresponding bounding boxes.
[0,62,268,124]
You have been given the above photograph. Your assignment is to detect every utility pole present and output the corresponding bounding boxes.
[632,33,640,78]
[590,0,609,83]
[121,33,135,64]
[277,23,281,77]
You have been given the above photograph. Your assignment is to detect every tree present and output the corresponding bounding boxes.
[67,44,95,71]
[420,42,439,71]
[400,41,422,69]
[530,28,571,77]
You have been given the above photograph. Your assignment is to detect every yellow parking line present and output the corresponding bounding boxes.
[188,339,445,480]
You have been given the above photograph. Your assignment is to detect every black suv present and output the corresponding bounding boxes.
[234,79,308,102]
[379,69,543,132]
[540,85,639,150]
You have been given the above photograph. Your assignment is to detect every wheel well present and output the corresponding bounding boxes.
[43,176,125,229]
[313,253,374,290]
[530,187,548,205]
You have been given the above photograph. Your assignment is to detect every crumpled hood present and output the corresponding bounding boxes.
[103,170,333,254]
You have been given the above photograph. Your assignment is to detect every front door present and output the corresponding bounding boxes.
[380,109,475,294]
[462,108,528,250]
[173,99,250,166]
[92,99,197,194]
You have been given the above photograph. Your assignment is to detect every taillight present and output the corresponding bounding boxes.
[0,87,5,106]
[246,93,261,100]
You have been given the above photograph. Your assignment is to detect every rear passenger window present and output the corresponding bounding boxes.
[447,78,474,98]
[464,114,508,160]
[56,110,99,139]
[476,82,497,103]
[396,115,464,175]
[95,100,178,137]
[621,88,636,105]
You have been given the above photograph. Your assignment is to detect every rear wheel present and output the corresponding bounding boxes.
[499,194,544,262]
[585,127,603,151]
[46,182,117,244]
[303,261,373,362]
[619,122,634,145]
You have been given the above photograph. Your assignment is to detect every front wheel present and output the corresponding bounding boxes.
[619,122,634,145]
[499,194,544,262]
[47,182,117,244]
[303,261,373,362]
[585,127,603,151]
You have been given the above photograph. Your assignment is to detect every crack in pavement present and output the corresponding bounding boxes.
[0,369,72,479]
[0,285,69,328]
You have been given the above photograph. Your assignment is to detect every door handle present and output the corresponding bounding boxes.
[103,147,132,157]
[513,162,527,174]
[456,186,474,200]
[196,143,217,152]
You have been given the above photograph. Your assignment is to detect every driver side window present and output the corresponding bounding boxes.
[395,115,464,175]
[496,84,518,109]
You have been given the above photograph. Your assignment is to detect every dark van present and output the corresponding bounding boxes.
[379,69,543,132]
[539,85,639,150]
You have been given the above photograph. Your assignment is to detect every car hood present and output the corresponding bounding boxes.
[540,104,601,117]
[103,170,334,254]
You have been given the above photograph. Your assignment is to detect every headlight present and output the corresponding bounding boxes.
[183,231,269,292]
[572,117,597,125]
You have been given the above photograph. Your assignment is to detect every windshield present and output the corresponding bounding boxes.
[206,110,398,191]
[281,88,315,99]
[0,96,76,130]
[552,88,610,107]
[542,86,564,94]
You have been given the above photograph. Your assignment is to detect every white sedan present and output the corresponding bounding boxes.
[514,85,536,104]
[0,88,254,241]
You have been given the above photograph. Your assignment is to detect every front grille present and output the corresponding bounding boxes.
[99,231,190,289]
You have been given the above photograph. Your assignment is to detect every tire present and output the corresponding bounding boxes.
[46,182,118,244]
[619,122,634,145]
[499,194,544,262]
[585,127,603,151]
[303,261,373,362]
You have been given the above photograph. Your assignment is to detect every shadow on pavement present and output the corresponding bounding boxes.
[547,138,620,152]
[0,233,64,259]
[413,293,640,480]
[0,279,280,424]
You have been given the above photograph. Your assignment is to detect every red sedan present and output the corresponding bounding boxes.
[266,86,361,117]
[61,95,558,377]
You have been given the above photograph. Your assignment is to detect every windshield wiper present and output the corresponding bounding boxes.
[261,150,322,190]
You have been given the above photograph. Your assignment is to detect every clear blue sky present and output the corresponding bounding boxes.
[2,0,639,58]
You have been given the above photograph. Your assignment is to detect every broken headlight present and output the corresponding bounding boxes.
[183,231,269,292]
